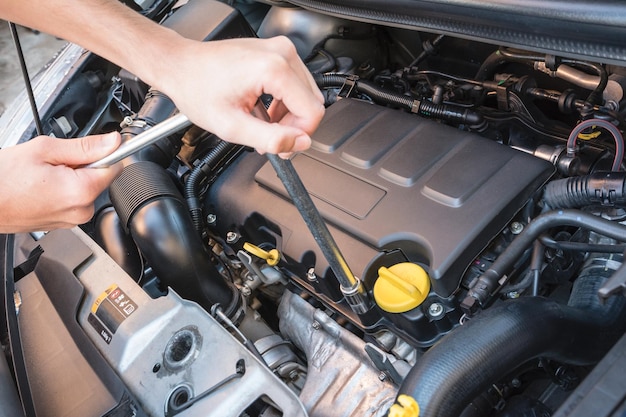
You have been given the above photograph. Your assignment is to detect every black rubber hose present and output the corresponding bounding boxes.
[539,233,626,253]
[462,209,626,313]
[110,161,240,317]
[418,100,484,126]
[313,73,415,109]
[399,272,626,417]
[312,73,485,127]
[544,172,626,209]
[475,50,509,81]
[184,140,239,231]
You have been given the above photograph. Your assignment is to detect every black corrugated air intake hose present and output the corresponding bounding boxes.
[184,140,241,232]
[398,269,626,417]
[544,171,626,209]
[312,73,485,128]
[94,90,179,279]
[110,161,240,317]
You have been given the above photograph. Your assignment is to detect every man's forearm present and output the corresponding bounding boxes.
[0,0,182,89]
[0,0,325,155]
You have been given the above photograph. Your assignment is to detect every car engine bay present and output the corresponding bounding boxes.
[2,0,626,416]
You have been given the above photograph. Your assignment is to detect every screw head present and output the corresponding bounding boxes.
[378,372,387,381]
[206,214,217,225]
[510,221,524,235]
[226,231,239,244]
[311,320,321,330]
[428,302,445,318]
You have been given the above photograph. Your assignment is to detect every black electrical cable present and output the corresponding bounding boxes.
[406,70,483,87]
[8,22,43,136]
[408,34,445,67]
[481,111,568,142]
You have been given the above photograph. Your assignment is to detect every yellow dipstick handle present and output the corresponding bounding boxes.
[243,243,280,266]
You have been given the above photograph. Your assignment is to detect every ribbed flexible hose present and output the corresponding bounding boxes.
[312,73,484,127]
[184,140,239,231]
[110,161,240,316]
[544,171,626,209]
[399,271,626,417]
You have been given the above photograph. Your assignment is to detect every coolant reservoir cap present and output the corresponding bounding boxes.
[374,263,430,313]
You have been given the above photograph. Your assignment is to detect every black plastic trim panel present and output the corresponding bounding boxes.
[283,0,626,65]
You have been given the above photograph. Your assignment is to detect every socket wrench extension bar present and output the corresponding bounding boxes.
[250,104,371,315]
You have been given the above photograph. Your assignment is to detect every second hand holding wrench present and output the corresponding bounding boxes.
[86,113,192,168]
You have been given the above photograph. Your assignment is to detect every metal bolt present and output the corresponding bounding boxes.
[289,370,299,380]
[510,221,524,235]
[428,302,445,318]
[507,291,520,299]
[510,378,521,388]
[121,115,134,128]
[378,372,387,381]
[306,267,317,282]
[226,231,239,244]
[206,214,217,225]
[311,320,321,330]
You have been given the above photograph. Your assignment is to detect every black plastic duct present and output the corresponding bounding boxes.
[110,161,240,316]
[398,270,626,417]
[94,206,143,280]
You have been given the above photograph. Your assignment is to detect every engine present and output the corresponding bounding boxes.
[4,1,626,417]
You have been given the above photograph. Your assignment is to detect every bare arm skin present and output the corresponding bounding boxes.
[0,0,324,232]
[0,0,325,153]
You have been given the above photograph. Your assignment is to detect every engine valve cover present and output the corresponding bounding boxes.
[211,98,554,296]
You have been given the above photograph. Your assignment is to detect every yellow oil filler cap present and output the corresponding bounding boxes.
[388,395,420,417]
[374,263,430,313]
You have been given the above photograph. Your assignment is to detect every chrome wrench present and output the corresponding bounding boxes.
[86,112,192,168]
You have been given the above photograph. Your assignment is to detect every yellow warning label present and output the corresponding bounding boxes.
[91,284,119,314]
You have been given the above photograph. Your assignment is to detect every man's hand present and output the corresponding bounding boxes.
[157,36,325,156]
[0,132,122,232]
[1,1,325,155]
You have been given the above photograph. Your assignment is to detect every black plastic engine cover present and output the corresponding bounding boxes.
[209,98,554,297]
